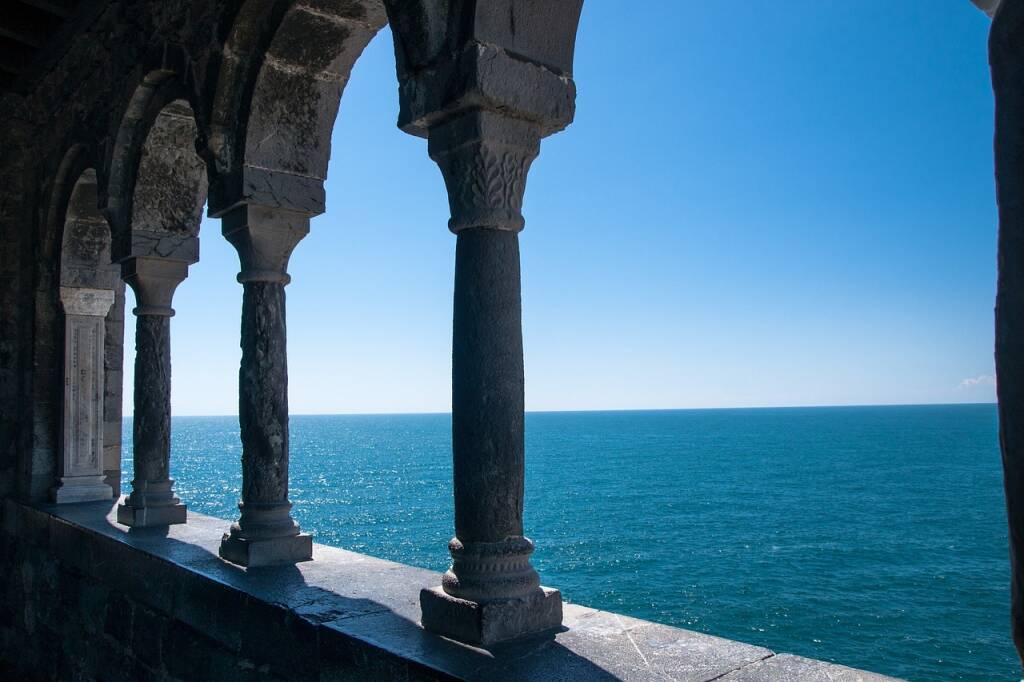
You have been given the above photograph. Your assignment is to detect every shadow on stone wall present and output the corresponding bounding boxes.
[0,500,624,681]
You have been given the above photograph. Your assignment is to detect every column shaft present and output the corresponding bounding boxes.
[119,311,185,525]
[132,314,171,484]
[452,229,525,544]
[233,280,300,538]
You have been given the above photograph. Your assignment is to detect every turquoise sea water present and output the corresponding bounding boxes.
[123,404,1015,681]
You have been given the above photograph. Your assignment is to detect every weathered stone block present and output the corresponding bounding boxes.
[52,482,114,504]
[116,500,187,527]
[218,532,312,568]
[129,604,167,671]
[104,592,134,644]
[419,586,562,646]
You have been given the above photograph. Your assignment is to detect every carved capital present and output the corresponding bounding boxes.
[221,204,310,284]
[121,256,189,316]
[60,287,115,317]
[428,111,540,234]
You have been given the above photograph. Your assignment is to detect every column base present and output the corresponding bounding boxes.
[116,499,187,527]
[51,477,113,504]
[420,586,562,646]
[218,532,313,567]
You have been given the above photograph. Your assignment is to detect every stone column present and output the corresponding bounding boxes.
[218,204,313,567]
[419,111,561,645]
[53,286,115,503]
[116,257,189,527]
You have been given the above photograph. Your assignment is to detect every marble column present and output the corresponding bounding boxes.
[419,111,562,644]
[53,286,115,503]
[117,257,189,527]
[218,204,312,567]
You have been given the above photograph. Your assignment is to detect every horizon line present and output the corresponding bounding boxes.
[127,400,999,419]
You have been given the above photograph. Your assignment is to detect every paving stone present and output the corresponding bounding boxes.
[719,653,904,681]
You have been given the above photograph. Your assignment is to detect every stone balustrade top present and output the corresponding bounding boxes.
[17,500,904,681]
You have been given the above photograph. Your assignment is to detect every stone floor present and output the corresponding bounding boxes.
[48,502,902,681]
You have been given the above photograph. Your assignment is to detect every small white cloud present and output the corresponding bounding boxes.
[958,374,996,390]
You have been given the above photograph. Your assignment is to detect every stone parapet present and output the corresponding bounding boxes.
[0,501,904,682]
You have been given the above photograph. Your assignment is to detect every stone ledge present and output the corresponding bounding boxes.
[1,500,904,681]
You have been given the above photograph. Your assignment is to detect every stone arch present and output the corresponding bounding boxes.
[107,73,208,263]
[131,99,207,237]
[101,75,209,514]
[206,0,388,215]
[60,170,118,291]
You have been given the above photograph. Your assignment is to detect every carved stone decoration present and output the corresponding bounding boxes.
[429,111,541,234]
[116,256,190,527]
[53,287,115,504]
[218,204,312,566]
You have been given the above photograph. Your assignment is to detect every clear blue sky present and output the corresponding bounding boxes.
[124,1,999,416]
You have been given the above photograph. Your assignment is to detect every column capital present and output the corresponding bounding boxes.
[60,287,115,317]
[120,256,189,317]
[428,110,541,234]
[221,203,310,284]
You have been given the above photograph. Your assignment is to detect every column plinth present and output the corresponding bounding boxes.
[418,111,561,645]
[117,257,188,527]
[217,204,312,567]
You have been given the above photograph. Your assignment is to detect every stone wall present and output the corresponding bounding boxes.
[0,504,281,682]
[0,96,35,503]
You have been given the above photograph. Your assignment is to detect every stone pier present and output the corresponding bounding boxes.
[117,256,190,527]
[386,1,585,644]
[419,112,561,644]
[217,204,312,567]
[52,287,115,504]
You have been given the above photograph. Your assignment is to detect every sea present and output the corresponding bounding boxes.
[122,403,1017,681]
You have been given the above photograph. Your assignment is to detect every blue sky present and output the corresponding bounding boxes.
[124,1,999,415]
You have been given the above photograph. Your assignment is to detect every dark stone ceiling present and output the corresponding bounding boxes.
[0,0,79,94]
